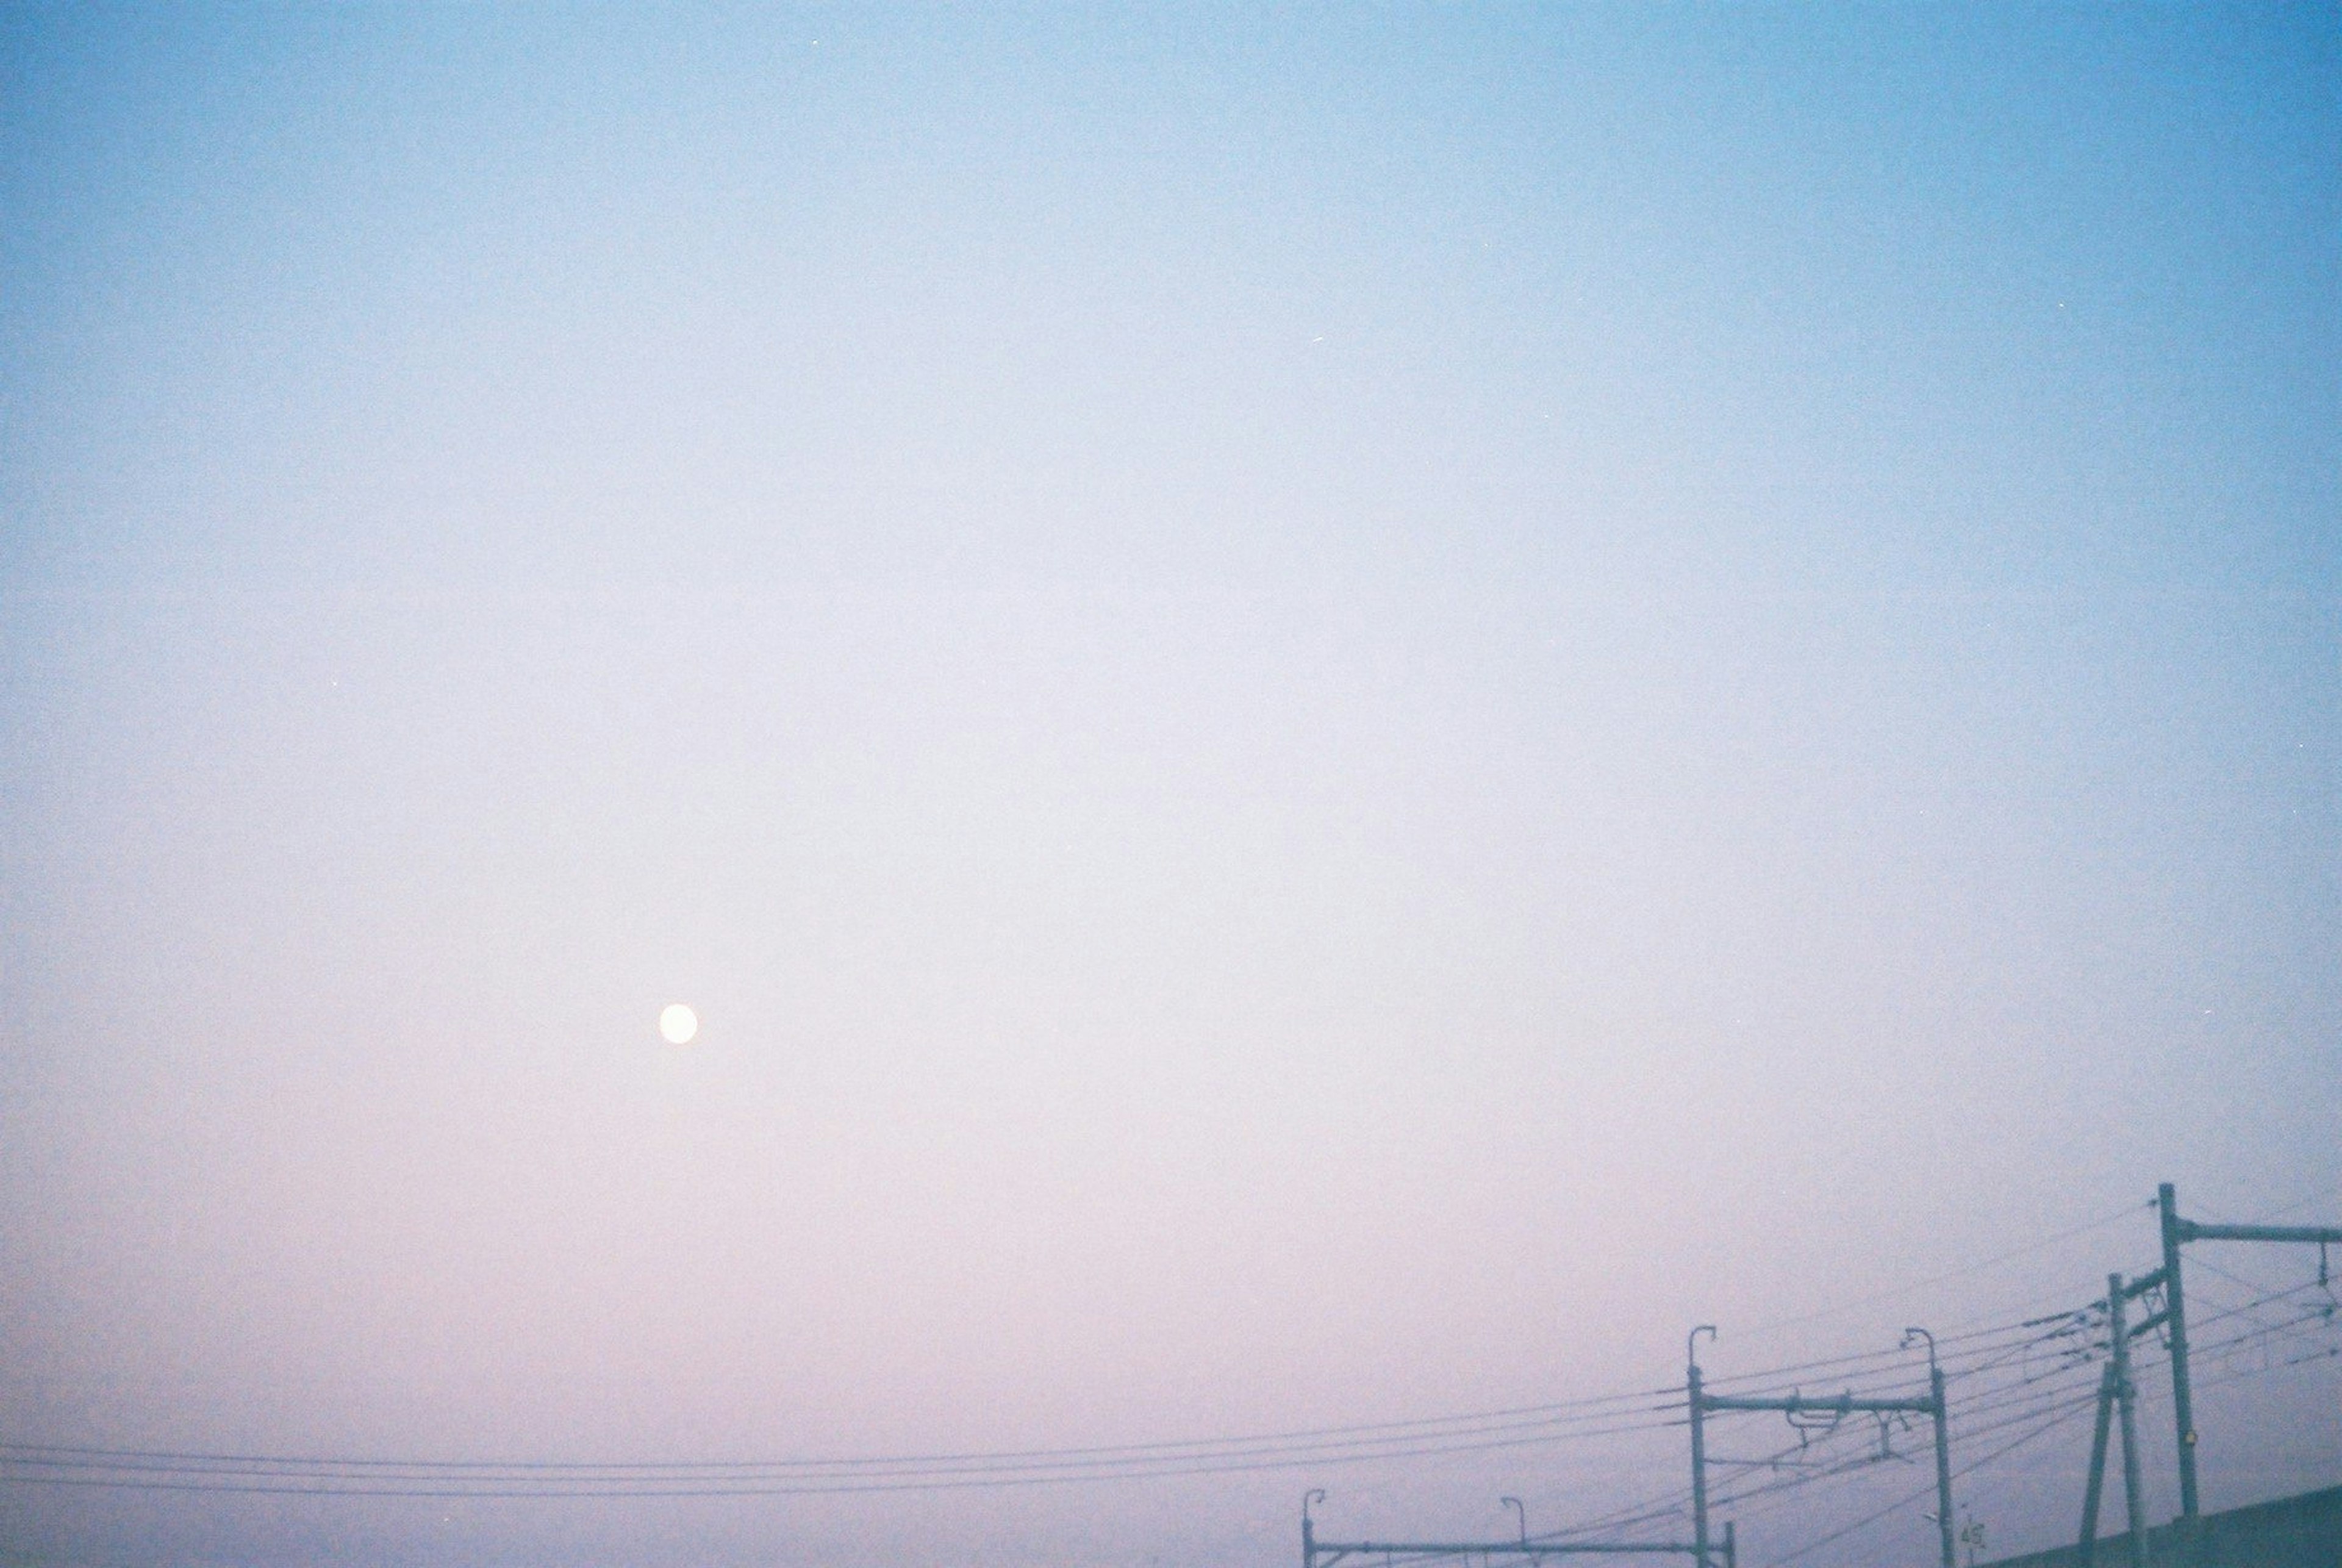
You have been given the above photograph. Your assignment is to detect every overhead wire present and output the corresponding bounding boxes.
[1394,1301,2115,1566]
[1536,1252,2334,1567]
[0,1409,1700,1500]
[0,1380,1694,1499]
[1721,1199,2152,1344]
[1305,1266,2323,1568]
[1734,1267,2341,1567]
[8,1315,2102,1505]
[1751,1392,2103,1567]
[1694,1309,2093,1394]
[7,1201,2329,1519]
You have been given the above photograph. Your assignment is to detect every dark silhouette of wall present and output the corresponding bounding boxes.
[1979,1484,2342,1568]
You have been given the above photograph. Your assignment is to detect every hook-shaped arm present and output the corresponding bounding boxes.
[1902,1325,1938,1375]
[1688,1323,1716,1372]
[1304,1489,1326,1526]
[1502,1497,1527,1545]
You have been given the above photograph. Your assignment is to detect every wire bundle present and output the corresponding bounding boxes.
[0,1387,1688,1500]
[4,1186,2335,1568]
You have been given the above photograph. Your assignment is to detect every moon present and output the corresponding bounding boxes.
[657,1003,698,1045]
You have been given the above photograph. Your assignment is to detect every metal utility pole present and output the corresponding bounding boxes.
[1688,1325,1715,1568]
[2107,1274,2149,1568]
[1907,1328,1957,1568]
[1688,1327,1953,1568]
[2156,1184,2196,1527]
[2155,1181,2342,1526]
[2078,1360,2118,1564]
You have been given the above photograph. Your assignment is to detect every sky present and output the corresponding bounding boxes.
[1,5,2337,1567]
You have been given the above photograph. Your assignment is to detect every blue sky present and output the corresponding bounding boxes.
[2,7,2337,1567]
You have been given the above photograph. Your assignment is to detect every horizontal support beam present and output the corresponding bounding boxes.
[2177,1220,2342,1246]
[1314,1544,1698,1558]
[1699,1393,1936,1416]
[2119,1268,2167,1300]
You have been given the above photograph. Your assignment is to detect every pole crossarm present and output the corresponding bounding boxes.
[1311,1542,1701,1559]
[2173,1219,2342,1246]
[1696,1392,1938,1416]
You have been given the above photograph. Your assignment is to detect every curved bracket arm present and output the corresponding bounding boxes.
[1902,1325,1938,1375]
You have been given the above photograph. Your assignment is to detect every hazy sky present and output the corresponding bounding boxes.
[2,7,2337,1567]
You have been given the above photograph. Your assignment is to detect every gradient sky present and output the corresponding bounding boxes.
[2,6,2337,1567]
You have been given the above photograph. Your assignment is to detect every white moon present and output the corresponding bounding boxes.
[658,1004,698,1045]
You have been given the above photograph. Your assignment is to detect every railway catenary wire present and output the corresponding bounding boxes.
[1728,1309,2341,1566]
[1265,1283,2333,1568]
[0,1381,1681,1471]
[2182,1261,2338,1341]
[1741,1339,2340,1568]
[1338,1321,2116,1567]
[0,1415,1699,1501]
[1693,1305,2103,1392]
[2,1240,2330,1509]
[0,1364,2087,1505]
[0,1403,1706,1486]
[0,1381,1691,1494]
[1461,1208,2210,1563]
[0,1319,2077,1498]
[1442,1290,2333,1568]
[1327,1376,2117,1568]
[1494,1287,2333,1568]
[1721,1201,2152,1342]
[1286,1286,2326,1568]
[1751,1396,2102,1567]
[1696,1389,2111,1558]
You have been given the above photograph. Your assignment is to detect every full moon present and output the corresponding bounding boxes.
[657,1004,698,1045]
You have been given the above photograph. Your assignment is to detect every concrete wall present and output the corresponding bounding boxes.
[1979,1484,2342,1568]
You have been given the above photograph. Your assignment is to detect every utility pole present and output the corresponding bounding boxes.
[2156,1184,2196,1527]
[1689,1325,1714,1568]
[2154,1181,2342,1530]
[1910,1328,1957,1568]
[2078,1360,2117,1564]
[2107,1274,2149,1568]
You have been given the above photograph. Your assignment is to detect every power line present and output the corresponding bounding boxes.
[1327,1227,2339,1568]
[1725,1200,2151,1343]
[1333,1269,2327,1568]
[9,1320,2108,1501]
[0,1408,1705,1499]
[7,1203,2329,1530]
[0,1384,1692,1496]
[1752,1394,2100,1567]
